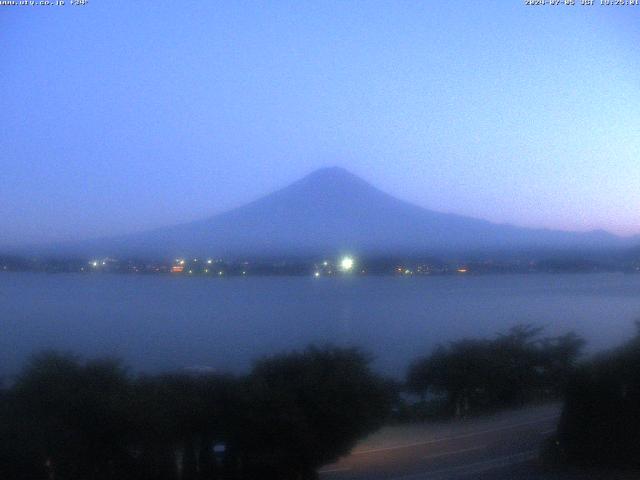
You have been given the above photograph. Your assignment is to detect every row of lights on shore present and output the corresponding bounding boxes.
[175,255,357,278]
[174,258,221,264]
[176,256,467,277]
[86,255,469,277]
[313,256,355,277]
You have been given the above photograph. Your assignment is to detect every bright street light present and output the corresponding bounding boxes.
[340,256,354,271]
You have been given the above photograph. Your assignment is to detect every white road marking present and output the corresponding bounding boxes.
[318,467,352,474]
[423,445,485,460]
[352,415,558,455]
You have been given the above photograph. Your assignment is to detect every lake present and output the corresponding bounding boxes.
[1,272,640,380]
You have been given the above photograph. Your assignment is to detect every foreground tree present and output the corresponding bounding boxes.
[236,346,394,480]
[1,380,49,480]
[407,325,584,417]
[558,325,640,467]
[130,372,241,480]
[0,346,393,480]
[7,352,135,480]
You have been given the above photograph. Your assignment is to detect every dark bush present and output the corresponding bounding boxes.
[236,346,394,479]
[407,325,584,417]
[0,346,393,480]
[558,327,640,467]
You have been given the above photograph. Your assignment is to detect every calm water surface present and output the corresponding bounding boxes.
[2,272,640,379]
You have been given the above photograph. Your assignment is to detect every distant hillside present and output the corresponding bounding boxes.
[30,167,638,258]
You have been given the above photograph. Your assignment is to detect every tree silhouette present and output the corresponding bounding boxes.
[1,346,393,480]
[9,352,134,480]
[407,325,584,417]
[237,346,393,479]
[558,325,640,467]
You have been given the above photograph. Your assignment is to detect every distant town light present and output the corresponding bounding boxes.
[322,261,328,266]
[314,271,320,277]
[91,261,98,267]
[207,259,212,264]
[340,256,354,271]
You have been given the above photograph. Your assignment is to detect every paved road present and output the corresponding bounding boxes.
[319,404,561,480]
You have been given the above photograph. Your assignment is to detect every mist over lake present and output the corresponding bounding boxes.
[2,272,640,380]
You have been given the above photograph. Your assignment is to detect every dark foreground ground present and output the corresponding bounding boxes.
[318,403,639,480]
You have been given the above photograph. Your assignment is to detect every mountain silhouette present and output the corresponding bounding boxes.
[50,167,632,258]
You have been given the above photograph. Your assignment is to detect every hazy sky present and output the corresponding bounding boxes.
[2,1,639,247]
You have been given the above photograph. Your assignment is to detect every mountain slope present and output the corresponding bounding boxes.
[65,167,631,258]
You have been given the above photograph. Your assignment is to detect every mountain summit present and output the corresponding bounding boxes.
[63,167,628,257]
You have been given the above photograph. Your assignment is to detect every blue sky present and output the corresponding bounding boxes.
[1,1,639,246]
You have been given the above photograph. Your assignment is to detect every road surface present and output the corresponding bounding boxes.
[319,403,561,480]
